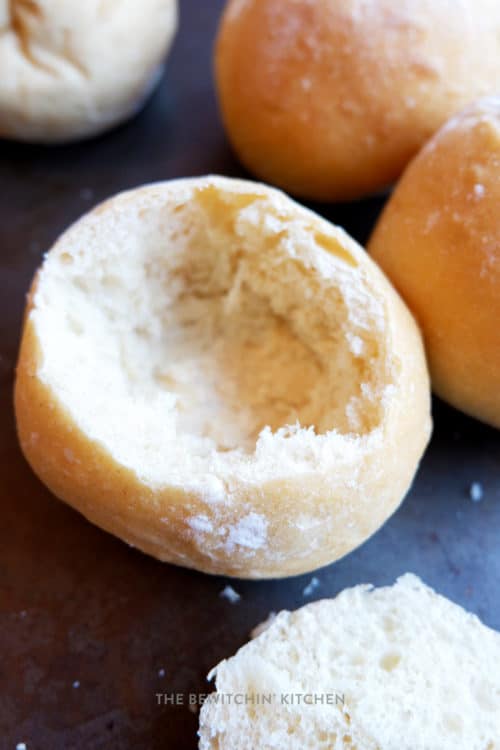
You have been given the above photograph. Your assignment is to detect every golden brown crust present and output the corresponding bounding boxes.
[15,177,431,578]
[215,0,499,201]
[369,98,500,428]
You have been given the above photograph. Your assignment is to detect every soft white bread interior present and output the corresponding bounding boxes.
[15,176,431,578]
[199,574,500,749]
[0,0,177,142]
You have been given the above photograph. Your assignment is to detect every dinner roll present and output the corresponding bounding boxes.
[0,0,177,142]
[15,176,430,578]
[215,0,500,201]
[199,574,500,749]
[369,98,500,428]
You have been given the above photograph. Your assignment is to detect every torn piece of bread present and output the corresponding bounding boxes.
[15,176,430,578]
[0,0,177,142]
[199,574,500,749]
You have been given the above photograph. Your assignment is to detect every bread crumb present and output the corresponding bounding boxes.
[220,585,241,604]
[473,183,485,198]
[72,680,80,689]
[16,744,27,750]
[158,668,166,678]
[469,482,483,502]
[303,576,321,597]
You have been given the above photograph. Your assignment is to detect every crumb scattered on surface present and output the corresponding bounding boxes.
[473,183,485,198]
[219,585,241,604]
[469,482,484,503]
[158,668,165,678]
[72,680,80,689]
[16,743,27,750]
[303,576,321,597]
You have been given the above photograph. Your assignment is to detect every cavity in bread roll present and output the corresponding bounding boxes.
[369,98,500,428]
[0,0,177,143]
[199,574,500,749]
[215,0,500,201]
[15,176,431,579]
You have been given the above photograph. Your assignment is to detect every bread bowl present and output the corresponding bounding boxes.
[0,0,178,142]
[369,97,500,428]
[199,574,500,749]
[215,0,500,201]
[15,176,431,578]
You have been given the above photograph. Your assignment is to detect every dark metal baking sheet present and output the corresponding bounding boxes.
[1,1,499,747]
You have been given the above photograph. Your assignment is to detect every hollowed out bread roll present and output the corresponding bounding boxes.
[369,98,500,428]
[0,0,177,142]
[215,0,500,201]
[15,176,431,578]
[199,575,500,749]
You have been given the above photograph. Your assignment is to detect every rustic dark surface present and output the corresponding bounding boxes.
[1,1,499,748]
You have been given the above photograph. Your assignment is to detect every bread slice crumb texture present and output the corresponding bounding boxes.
[199,575,500,749]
